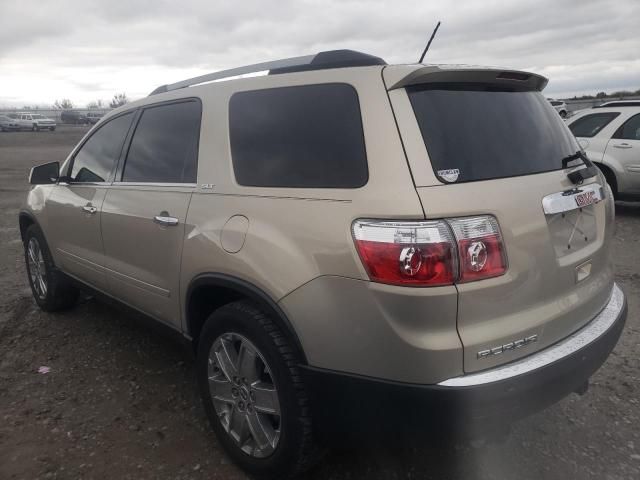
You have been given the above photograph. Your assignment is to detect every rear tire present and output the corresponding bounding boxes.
[24,224,79,311]
[197,301,321,479]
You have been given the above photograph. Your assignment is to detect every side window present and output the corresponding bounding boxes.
[568,112,620,138]
[613,114,640,140]
[229,83,368,188]
[70,112,134,183]
[121,101,201,183]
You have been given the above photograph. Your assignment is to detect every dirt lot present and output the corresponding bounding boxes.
[0,126,639,480]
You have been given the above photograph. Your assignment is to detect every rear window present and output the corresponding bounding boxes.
[407,85,579,183]
[229,83,368,188]
[569,112,620,138]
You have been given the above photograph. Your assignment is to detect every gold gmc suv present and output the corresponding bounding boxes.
[20,50,627,479]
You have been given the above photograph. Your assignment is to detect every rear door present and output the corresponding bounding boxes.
[101,99,201,328]
[46,112,135,290]
[386,71,615,373]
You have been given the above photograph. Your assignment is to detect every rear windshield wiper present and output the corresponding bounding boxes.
[561,150,598,185]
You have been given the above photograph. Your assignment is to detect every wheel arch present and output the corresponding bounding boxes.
[18,210,39,243]
[185,273,308,364]
[593,161,618,197]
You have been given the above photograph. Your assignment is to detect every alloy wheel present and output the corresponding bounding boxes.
[208,333,281,458]
[27,237,47,299]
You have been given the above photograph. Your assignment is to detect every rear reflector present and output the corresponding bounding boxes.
[352,220,456,286]
[352,216,506,286]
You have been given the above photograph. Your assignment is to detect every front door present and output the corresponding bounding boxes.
[46,112,135,290]
[605,112,640,196]
[101,100,201,328]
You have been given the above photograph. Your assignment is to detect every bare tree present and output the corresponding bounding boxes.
[53,99,74,109]
[87,99,104,109]
[109,93,129,108]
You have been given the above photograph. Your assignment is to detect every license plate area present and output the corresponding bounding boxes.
[542,184,603,257]
[542,184,604,215]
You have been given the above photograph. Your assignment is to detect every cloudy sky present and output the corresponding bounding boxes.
[1,0,638,107]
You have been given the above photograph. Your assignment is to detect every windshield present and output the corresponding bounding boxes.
[407,84,579,183]
[31,114,45,119]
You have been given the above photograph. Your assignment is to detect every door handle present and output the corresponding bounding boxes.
[153,212,179,227]
[82,205,97,214]
[613,143,632,149]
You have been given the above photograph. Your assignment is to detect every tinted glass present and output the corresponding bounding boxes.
[229,84,368,188]
[122,101,201,183]
[613,114,640,140]
[70,112,134,182]
[569,112,620,138]
[550,101,562,106]
[408,85,579,183]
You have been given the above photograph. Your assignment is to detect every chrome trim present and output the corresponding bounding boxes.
[542,183,604,215]
[153,214,179,227]
[111,182,197,188]
[438,283,624,387]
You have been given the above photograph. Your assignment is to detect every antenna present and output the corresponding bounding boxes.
[418,21,441,63]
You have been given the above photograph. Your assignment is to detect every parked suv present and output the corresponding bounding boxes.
[0,114,20,131]
[20,50,627,479]
[568,105,640,200]
[14,112,56,131]
[548,98,569,117]
[61,110,88,125]
[86,111,105,124]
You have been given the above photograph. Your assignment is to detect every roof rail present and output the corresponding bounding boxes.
[149,49,386,96]
[593,100,640,108]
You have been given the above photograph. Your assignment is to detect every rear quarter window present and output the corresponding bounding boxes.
[229,83,368,188]
[569,112,620,138]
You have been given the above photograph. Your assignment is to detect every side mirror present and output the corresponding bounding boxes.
[29,161,59,185]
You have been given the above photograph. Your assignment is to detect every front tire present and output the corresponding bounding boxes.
[24,224,78,311]
[197,301,320,479]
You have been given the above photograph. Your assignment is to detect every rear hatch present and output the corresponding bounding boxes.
[384,65,616,373]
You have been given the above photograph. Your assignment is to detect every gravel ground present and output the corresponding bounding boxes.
[0,126,639,480]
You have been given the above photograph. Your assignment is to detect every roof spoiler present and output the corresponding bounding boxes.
[387,66,548,91]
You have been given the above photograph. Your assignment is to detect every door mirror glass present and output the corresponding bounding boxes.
[29,161,59,185]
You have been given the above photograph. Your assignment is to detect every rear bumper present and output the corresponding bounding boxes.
[302,283,626,441]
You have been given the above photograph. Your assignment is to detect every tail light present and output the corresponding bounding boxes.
[352,216,506,287]
[447,216,507,283]
[352,220,456,286]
